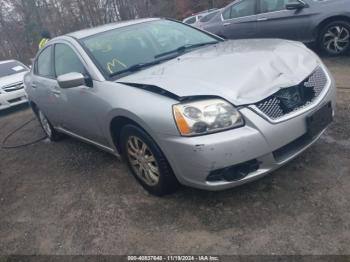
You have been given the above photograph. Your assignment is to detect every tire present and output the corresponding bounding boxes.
[120,124,179,196]
[319,20,350,56]
[37,109,62,141]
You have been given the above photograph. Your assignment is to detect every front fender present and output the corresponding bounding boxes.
[99,82,180,154]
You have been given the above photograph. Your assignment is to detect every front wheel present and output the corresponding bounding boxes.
[120,125,179,196]
[319,21,350,56]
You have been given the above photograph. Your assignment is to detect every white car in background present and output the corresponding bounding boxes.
[196,9,221,29]
[0,60,29,110]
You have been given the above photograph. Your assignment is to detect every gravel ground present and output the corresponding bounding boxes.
[0,55,349,255]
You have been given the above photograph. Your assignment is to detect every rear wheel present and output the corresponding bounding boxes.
[38,110,62,141]
[319,21,350,56]
[120,124,179,196]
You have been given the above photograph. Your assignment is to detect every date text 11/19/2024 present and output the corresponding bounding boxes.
[127,255,220,261]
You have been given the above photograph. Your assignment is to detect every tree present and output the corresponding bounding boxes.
[0,0,231,64]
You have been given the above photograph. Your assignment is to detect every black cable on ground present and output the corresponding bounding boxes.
[1,117,46,149]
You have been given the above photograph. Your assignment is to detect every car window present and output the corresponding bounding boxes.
[54,44,85,77]
[82,20,218,77]
[260,0,299,13]
[184,16,196,24]
[36,46,53,77]
[223,0,256,20]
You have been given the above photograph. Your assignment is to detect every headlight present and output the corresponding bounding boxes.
[173,99,244,136]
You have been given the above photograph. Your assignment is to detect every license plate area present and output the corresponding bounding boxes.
[306,102,333,138]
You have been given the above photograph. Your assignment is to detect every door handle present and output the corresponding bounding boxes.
[223,22,231,26]
[257,17,268,21]
[31,83,37,88]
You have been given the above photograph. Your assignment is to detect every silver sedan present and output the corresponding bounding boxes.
[24,18,336,196]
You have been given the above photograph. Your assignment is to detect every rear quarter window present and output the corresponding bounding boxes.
[184,16,197,24]
[200,11,220,22]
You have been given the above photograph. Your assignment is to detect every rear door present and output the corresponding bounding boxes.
[31,45,61,125]
[256,0,313,41]
[220,0,258,39]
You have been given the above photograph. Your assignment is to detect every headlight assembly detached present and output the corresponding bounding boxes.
[173,99,244,136]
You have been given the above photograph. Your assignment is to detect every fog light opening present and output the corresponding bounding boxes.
[207,160,259,182]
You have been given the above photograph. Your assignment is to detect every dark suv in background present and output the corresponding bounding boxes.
[202,0,350,56]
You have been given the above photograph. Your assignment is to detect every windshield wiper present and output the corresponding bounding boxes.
[109,58,169,78]
[109,41,218,78]
[154,41,218,59]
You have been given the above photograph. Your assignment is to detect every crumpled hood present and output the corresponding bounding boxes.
[118,39,321,105]
[0,72,27,88]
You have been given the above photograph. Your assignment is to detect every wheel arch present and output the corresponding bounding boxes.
[109,113,180,193]
[109,113,155,156]
[316,15,350,37]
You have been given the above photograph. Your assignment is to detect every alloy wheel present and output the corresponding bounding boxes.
[126,136,160,186]
[323,25,350,54]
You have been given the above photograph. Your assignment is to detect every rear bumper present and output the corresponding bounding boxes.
[159,78,336,191]
[0,89,28,110]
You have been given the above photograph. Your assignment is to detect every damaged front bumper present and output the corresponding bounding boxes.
[159,79,336,191]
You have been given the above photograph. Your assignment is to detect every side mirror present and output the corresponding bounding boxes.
[57,72,86,89]
[286,1,306,10]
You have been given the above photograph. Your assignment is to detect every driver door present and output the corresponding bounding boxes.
[256,0,313,41]
[52,43,107,145]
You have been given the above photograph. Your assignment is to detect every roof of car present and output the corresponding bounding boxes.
[67,18,160,39]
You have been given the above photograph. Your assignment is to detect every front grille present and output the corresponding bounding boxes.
[254,67,328,120]
[2,82,24,93]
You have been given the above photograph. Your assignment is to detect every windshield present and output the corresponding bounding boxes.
[81,20,220,78]
[0,61,27,78]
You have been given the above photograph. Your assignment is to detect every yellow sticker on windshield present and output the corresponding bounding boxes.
[107,59,127,74]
